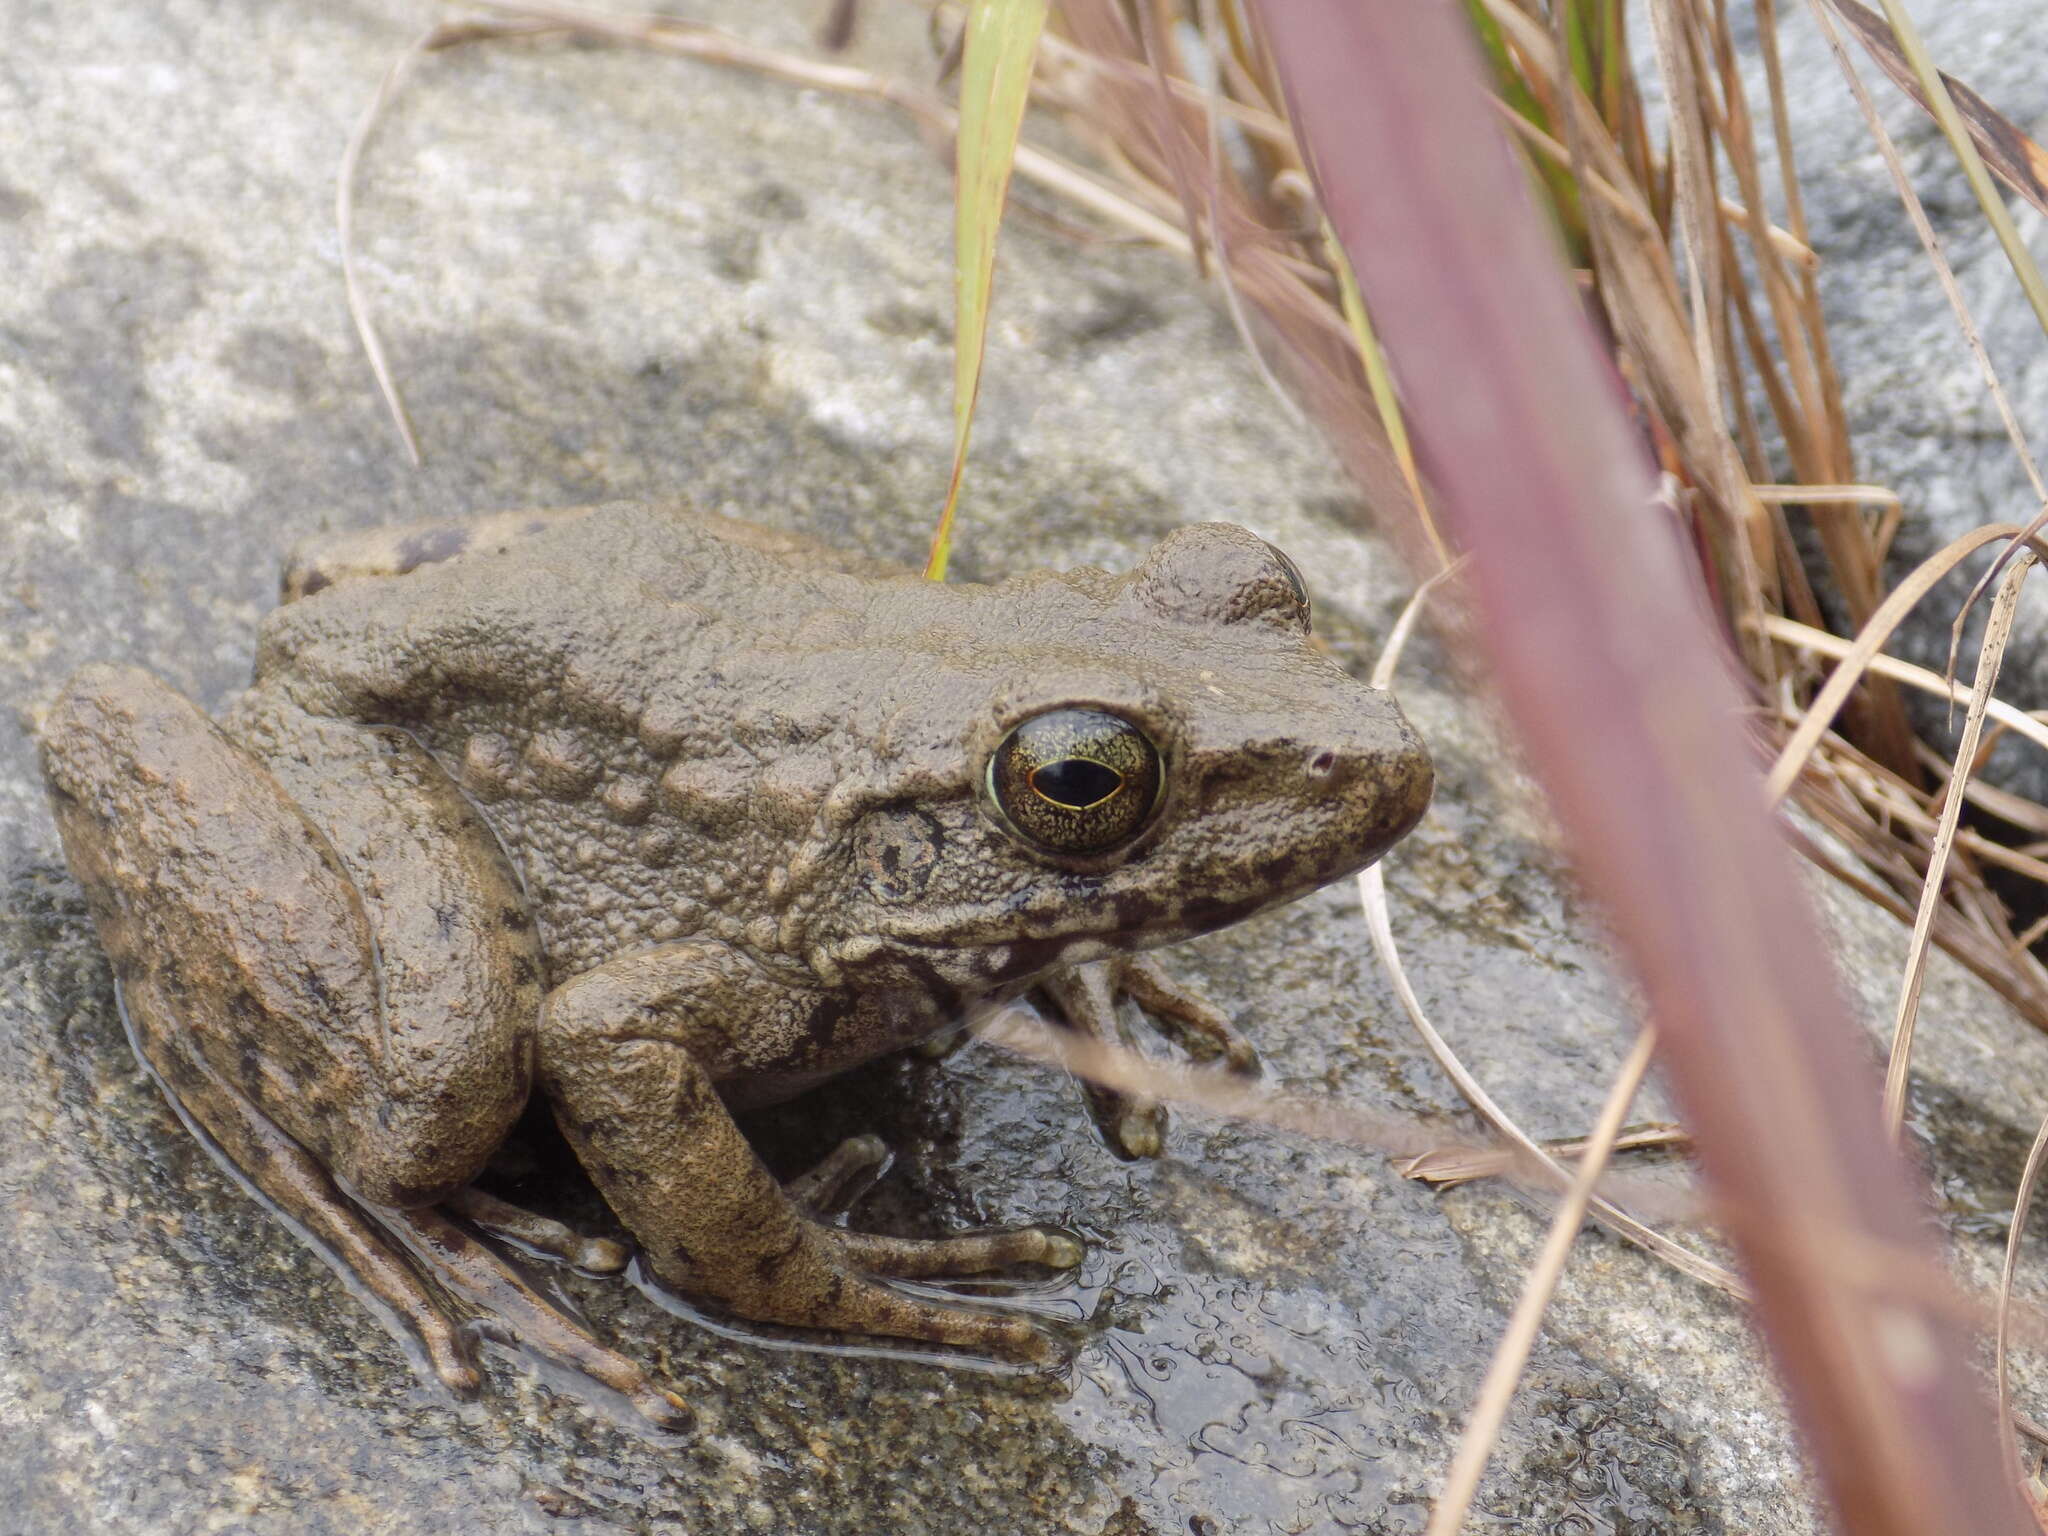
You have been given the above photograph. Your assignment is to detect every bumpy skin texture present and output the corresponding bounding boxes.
[39,502,1433,1420]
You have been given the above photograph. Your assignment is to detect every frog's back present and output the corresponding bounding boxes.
[233,503,924,980]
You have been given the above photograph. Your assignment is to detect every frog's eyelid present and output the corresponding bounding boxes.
[1268,546,1312,621]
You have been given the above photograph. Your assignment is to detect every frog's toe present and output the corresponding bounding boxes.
[815,1270,1064,1364]
[445,1185,630,1274]
[1113,954,1260,1073]
[783,1134,890,1217]
[836,1223,1083,1279]
[385,1205,692,1432]
[1093,1091,1168,1161]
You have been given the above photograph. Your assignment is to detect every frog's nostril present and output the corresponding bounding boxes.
[1307,748,1338,778]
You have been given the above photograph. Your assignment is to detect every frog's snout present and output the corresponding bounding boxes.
[1299,714,1435,865]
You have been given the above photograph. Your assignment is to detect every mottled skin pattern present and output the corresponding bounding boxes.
[38,502,1433,1425]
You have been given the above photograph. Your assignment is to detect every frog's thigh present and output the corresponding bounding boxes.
[540,946,1063,1359]
[44,666,537,1205]
[280,507,596,602]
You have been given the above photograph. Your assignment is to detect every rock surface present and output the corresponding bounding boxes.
[2,3,2046,1534]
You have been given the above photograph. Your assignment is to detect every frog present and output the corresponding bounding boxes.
[38,500,1433,1428]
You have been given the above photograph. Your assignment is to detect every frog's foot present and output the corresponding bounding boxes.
[384,1204,691,1431]
[1039,955,1257,1159]
[779,1131,1079,1289]
[785,1137,1080,1279]
[700,1218,1076,1362]
[444,1185,630,1274]
[129,1030,686,1428]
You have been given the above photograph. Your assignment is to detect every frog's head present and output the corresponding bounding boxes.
[823,524,1432,996]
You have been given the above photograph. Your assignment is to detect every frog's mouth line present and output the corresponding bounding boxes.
[876,888,1279,979]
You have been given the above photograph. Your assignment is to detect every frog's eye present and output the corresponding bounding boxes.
[987,708,1163,857]
[1270,546,1311,628]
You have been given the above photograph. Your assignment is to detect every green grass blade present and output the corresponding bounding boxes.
[925,0,1050,581]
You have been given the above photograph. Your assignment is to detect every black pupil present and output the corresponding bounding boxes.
[1031,758,1123,809]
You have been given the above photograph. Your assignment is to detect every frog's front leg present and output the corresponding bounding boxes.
[540,946,1081,1361]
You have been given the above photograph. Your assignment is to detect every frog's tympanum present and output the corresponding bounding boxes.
[40,503,1431,1426]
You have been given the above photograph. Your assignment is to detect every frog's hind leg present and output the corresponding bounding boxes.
[281,507,597,602]
[43,666,683,1420]
[127,1004,687,1427]
[42,665,534,1210]
[42,667,520,1380]
[115,985,486,1395]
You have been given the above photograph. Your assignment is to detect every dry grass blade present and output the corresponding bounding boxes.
[338,28,435,467]
[1825,0,2048,218]
[1765,613,2048,759]
[971,1000,1471,1158]
[1358,865,1737,1295]
[1424,1029,1658,1536]
[1867,0,2048,346]
[1751,484,1900,506]
[925,0,1049,581]
[1399,1123,1688,1188]
[1643,0,1737,500]
[1883,553,2034,1140]
[1764,523,2037,804]
[2004,1114,2048,1495]
[1368,558,1465,691]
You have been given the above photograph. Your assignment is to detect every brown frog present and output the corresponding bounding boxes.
[38,502,1431,1426]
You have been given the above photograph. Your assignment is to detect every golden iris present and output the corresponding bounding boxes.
[987,708,1162,855]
